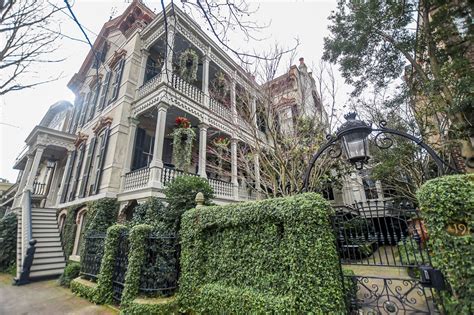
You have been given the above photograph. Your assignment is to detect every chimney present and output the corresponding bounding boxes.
[299,57,305,65]
[298,57,307,73]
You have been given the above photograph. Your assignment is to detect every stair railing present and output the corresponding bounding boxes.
[14,189,37,285]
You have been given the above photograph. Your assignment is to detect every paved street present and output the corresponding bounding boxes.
[0,274,118,315]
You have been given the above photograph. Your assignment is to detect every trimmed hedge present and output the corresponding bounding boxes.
[95,224,128,304]
[71,277,98,302]
[417,174,474,314]
[61,205,82,258]
[121,224,153,306]
[129,198,169,233]
[179,193,345,313]
[0,212,17,271]
[121,296,178,315]
[59,262,81,287]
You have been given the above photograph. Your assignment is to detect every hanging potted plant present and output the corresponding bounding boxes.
[178,48,199,83]
[171,117,195,171]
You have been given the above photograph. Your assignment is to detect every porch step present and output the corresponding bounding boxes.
[33,231,60,238]
[35,236,61,243]
[32,210,56,216]
[35,250,64,258]
[33,256,65,265]
[33,227,59,233]
[30,262,66,272]
[29,268,64,279]
[35,241,62,248]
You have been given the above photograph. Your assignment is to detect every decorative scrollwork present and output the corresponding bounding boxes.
[328,142,342,159]
[374,131,394,149]
[378,120,388,128]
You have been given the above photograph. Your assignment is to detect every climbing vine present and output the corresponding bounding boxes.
[178,48,199,83]
[171,117,195,171]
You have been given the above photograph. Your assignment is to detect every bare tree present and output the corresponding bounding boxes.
[0,0,64,95]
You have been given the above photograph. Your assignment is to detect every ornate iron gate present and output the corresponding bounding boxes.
[112,231,129,302]
[333,201,447,314]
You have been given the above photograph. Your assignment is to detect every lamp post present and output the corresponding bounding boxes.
[303,112,457,191]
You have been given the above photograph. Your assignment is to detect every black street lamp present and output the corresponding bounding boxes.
[303,112,458,191]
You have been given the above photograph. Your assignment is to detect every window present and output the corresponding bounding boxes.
[69,143,86,201]
[108,58,125,105]
[79,92,91,127]
[145,55,161,82]
[87,82,101,121]
[132,127,155,170]
[72,208,87,257]
[98,72,111,110]
[79,137,97,198]
[91,127,111,195]
[68,95,84,134]
[363,177,378,200]
[322,186,335,201]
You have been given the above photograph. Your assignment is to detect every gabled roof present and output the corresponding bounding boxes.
[39,100,73,127]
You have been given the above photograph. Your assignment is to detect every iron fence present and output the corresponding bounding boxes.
[112,231,129,302]
[81,232,106,281]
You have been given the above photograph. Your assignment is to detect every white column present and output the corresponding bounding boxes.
[24,146,45,192]
[230,79,237,124]
[254,154,261,200]
[149,104,168,186]
[56,150,74,205]
[13,155,34,207]
[162,18,176,84]
[120,117,139,191]
[137,50,150,89]
[198,123,208,178]
[251,95,258,129]
[231,138,239,199]
[202,52,210,107]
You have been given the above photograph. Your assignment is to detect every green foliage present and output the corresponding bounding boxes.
[178,48,199,82]
[164,175,214,231]
[95,224,128,304]
[71,278,98,302]
[121,296,178,315]
[129,198,169,233]
[171,127,195,171]
[121,224,153,306]
[179,193,345,313]
[61,205,82,258]
[0,212,17,271]
[417,174,474,314]
[59,262,81,287]
[81,198,118,257]
[342,269,357,311]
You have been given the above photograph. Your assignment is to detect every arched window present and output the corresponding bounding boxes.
[72,207,88,258]
[57,209,68,235]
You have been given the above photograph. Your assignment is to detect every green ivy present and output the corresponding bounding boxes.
[0,212,17,271]
[171,127,195,171]
[417,174,474,314]
[121,296,178,315]
[71,277,98,302]
[81,198,118,257]
[121,224,153,307]
[129,198,169,233]
[179,193,345,313]
[59,262,81,287]
[61,204,83,258]
[95,224,128,304]
[164,175,214,232]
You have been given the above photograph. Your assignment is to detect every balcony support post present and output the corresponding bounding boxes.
[120,117,139,191]
[162,17,176,84]
[251,95,258,129]
[24,146,45,192]
[230,78,237,124]
[137,50,150,91]
[13,155,34,207]
[198,123,208,178]
[149,104,168,187]
[231,138,239,200]
[202,48,211,107]
[254,154,261,200]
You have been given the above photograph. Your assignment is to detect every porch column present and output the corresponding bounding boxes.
[202,50,210,107]
[120,117,139,191]
[230,78,237,124]
[251,95,258,129]
[137,50,150,90]
[198,123,208,178]
[56,150,74,205]
[162,18,176,84]
[231,138,239,199]
[24,145,45,192]
[13,155,34,207]
[254,154,261,200]
[149,104,168,187]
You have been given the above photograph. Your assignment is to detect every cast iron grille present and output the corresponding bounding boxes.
[81,232,106,281]
[112,231,129,302]
[139,234,179,297]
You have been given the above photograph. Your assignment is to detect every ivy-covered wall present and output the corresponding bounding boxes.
[61,204,83,258]
[0,212,17,272]
[417,174,474,314]
[179,193,345,313]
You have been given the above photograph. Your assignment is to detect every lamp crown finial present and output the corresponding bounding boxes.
[344,112,358,120]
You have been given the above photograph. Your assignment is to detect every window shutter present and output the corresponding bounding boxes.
[110,58,125,103]
[69,144,86,201]
[99,72,111,110]
[69,96,84,133]
[79,137,97,198]
[88,84,100,121]
[93,127,110,194]
[61,151,76,203]
[132,128,146,170]
[79,93,90,127]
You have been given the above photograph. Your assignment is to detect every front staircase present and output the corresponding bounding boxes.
[29,208,66,279]
[16,196,66,284]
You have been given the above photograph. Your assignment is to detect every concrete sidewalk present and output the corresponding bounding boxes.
[0,273,118,315]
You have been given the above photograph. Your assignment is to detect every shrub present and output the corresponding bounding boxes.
[417,174,474,314]
[179,193,345,313]
[121,224,153,306]
[61,205,82,258]
[0,212,17,271]
[129,198,169,233]
[121,296,178,315]
[59,262,81,287]
[342,269,358,312]
[164,175,214,231]
[95,224,128,304]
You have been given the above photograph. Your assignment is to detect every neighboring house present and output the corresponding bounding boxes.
[10,1,267,278]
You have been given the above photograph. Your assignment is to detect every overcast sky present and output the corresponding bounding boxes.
[0,0,351,183]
